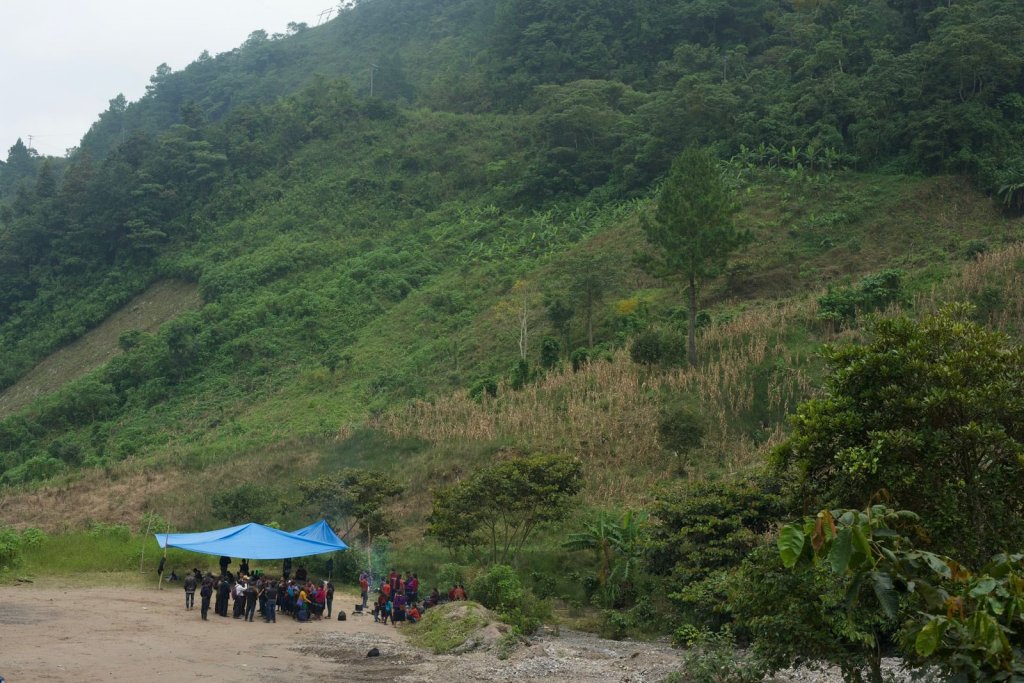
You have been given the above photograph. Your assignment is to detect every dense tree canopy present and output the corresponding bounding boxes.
[774,306,1024,564]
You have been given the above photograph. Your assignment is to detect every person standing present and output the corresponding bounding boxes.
[283,558,292,581]
[325,581,335,619]
[233,578,246,618]
[244,578,258,622]
[262,579,277,623]
[359,572,369,610]
[200,577,213,620]
[183,572,197,610]
[216,575,230,617]
[219,556,230,576]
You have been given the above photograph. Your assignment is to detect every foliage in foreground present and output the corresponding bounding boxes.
[781,505,1024,682]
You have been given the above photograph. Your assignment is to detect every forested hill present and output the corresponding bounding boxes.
[1,0,1024,527]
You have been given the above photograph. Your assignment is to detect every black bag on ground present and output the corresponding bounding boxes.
[337,610,346,621]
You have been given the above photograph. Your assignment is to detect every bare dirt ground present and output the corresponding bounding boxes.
[0,279,201,419]
[0,584,687,682]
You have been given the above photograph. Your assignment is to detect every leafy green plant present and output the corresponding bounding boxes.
[469,564,549,634]
[563,509,647,608]
[780,505,1024,682]
[817,269,903,323]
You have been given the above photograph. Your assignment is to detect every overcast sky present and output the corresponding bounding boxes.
[0,1,338,157]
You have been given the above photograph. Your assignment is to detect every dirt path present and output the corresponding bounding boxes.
[0,584,687,682]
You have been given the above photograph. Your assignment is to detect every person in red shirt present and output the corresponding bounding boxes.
[408,604,421,624]
[359,573,370,610]
[382,580,392,599]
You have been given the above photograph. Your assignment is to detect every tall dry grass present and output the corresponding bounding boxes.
[916,242,1024,335]
[371,300,820,501]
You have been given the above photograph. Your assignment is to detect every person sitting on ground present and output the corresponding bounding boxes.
[425,587,441,608]
[453,584,467,601]
[408,603,422,624]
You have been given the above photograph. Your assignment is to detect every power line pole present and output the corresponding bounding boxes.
[317,7,333,25]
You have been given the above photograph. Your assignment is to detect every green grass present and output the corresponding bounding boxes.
[406,601,492,653]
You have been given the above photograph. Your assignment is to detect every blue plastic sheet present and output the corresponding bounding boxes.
[156,520,347,559]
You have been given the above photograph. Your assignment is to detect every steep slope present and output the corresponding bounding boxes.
[2,0,1024,533]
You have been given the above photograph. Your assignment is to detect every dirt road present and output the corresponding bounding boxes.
[0,584,686,682]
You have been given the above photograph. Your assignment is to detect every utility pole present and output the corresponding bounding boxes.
[317,7,333,25]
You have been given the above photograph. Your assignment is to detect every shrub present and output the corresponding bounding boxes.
[656,404,706,453]
[818,268,903,322]
[469,564,549,634]
[468,376,497,401]
[0,527,23,570]
[630,329,664,365]
[646,474,786,630]
[540,336,560,369]
[570,347,590,372]
[674,628,766,683]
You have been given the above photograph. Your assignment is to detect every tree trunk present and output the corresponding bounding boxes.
[586,292,594,348]
[687,272,698,367]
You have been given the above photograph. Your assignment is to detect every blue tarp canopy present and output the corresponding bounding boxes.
[156,521,347,559]
[291,519,346,547]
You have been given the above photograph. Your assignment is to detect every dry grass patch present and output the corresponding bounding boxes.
[372,300,820,501]
[0,280,202,418]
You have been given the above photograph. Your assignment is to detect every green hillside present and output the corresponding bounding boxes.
[4,1,1024,674]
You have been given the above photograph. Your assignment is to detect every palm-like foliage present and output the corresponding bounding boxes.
[563,510,648,607]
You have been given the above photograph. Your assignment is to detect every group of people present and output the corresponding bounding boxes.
[180,560,470,628]
[360,568,468,627]
[182,559,335,623]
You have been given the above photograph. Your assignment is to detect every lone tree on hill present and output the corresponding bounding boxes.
[642,148,746,366]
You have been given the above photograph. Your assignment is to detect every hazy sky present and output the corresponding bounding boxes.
[0,1,338,157]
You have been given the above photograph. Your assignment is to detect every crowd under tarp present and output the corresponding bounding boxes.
[156,520,348,559]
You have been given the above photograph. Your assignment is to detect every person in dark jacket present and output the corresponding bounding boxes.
[262,580,278,622]
[215,576,230,617]
[183,572,197,610]
[200,577,213,620]
[243,578,258,622]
